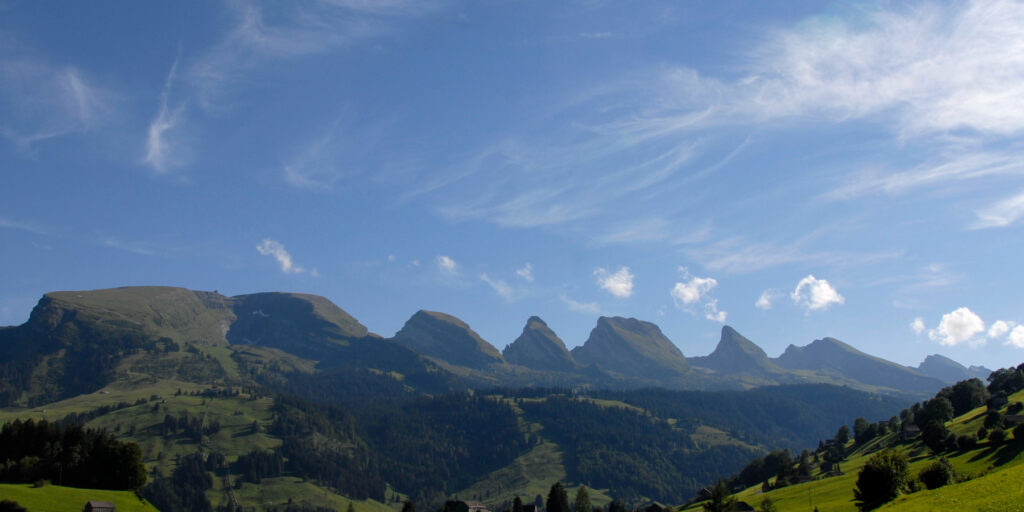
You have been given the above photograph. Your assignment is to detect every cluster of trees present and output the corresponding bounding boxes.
[141,453,216,512]
[0,419,146,490]
[233,448,284,483]
[520,396,758,503]
[161,412,221,441]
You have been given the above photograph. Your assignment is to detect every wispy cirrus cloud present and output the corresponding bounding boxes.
[189,0,439,107]
[561,294,601,315]
[143,57,187,174]
[0,56,112,146]
[973,189,1024,229]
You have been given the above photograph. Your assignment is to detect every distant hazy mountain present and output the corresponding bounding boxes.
[917,354,993,384]
[774,337,944,394]
[689,325,782,376]
[391,310,505,370]
[502,316,578,372]
[571,316,690,379]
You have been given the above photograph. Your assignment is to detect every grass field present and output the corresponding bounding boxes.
[0,483,159,512]
[684,389,1024,512]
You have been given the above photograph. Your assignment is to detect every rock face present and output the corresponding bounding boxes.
[692,325,779,375]
[571,316,689,379]
[391,310,504,370]
[774,337,945,394]
[503,316,577,372]
[917,354,993,384]
[227,292,370,359]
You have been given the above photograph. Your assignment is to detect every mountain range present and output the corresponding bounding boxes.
[0,286,989,408]
[0,286,1002,511]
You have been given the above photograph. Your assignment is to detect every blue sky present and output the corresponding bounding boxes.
[3,0,1024,370]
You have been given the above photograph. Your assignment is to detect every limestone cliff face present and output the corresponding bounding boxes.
[391,310,504,370]
[502,316,577,372]
[571,316,689,379]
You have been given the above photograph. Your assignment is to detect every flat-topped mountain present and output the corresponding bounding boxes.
[502,316,577,372]
[571,316,689,379]
[689,325,781,375]
[774,337,944,393]
[391,310,505,370]
[917,354,992,384]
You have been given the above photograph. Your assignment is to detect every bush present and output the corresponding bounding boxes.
[853,450,909,511]
[956,435,978,451]
[918,458,955,490]
[977,427,988,440]
[989,428,1007,444]
[0,500,29,512]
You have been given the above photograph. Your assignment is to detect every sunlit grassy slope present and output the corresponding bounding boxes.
[0,483,159,512]
[685,389,1024,512]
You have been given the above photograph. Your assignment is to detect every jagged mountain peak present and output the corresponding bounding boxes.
[695,325,778,375]
[503,316,576,372]
[392,310,504,370]
[917,354,993,384]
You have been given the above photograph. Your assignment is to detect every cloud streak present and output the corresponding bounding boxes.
[143,57,186,174]
[257,238,312,275]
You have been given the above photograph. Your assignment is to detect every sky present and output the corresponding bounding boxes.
[2,0,1024,371]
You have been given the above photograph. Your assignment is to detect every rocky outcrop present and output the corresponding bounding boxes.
[503,316,577,372]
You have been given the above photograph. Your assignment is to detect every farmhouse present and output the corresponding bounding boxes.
[84,501,116,512]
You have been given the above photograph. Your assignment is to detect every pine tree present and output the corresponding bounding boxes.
[574,486,591,512]
[702,480,735,512]
[546,482,570,512]
[513,496,524,512]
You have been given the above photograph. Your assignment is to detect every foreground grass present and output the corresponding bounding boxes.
[0,483,159,512]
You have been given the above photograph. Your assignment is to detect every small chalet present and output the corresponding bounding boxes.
[731,502,755,512]
[84,501,117,512]
[523,505,537,512]
[900,424,921,441]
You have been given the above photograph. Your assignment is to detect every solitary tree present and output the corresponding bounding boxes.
[835,425,851,445]
[702,479,736,512]
[853,450,909,511]
[546,482,570,512]
[513,496,523,512]
[758,496,777,512]
[574,486,591,512]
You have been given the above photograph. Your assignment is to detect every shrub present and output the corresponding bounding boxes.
[989,428,1007,444]
[918,458,956,490]
[977,427,988,440]
[956,435,978,451]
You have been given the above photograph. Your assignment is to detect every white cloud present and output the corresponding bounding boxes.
[755,290,781,310]
[480,273,515,302]
[595,266,634,298]
[910,317,926,335]
[988,320,1015,338]
[516,263,534,282]
[671,275,717,306]
[704,299,727,323]
[143,58,186,174]
[436,255,457,274]
[257,238,307,274]
[973,190,1024,229]
[791,275,845,312]
[928,307,986,347]
[670,267,726,322]
[561,295,601,315]
[1008,325,1024,348]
